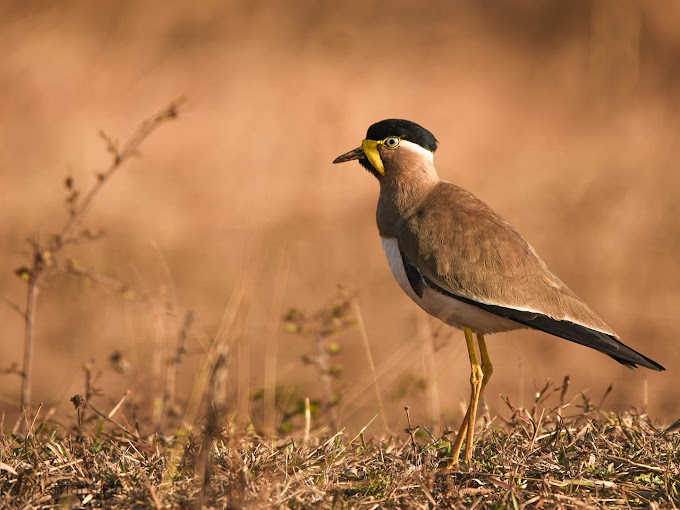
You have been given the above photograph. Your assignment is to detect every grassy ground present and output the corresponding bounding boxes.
[2,397,678,509]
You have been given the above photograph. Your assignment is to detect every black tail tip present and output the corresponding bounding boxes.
[617,356,665,371]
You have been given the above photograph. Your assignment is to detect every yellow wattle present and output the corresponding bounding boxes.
[361,139,384,176]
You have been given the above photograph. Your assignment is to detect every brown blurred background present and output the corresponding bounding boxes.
[1,1,678,433]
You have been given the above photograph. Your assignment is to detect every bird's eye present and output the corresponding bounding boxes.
[384,137,400,149]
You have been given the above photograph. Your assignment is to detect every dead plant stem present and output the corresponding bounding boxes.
[21,276,41,410]
[353,298,391,434]
[16,98,184,414]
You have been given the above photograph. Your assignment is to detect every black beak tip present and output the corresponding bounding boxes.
[332,147,364,165]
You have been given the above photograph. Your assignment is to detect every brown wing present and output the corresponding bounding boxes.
[397,182,664,370]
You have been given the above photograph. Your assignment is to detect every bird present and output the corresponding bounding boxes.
[332,119,664,466]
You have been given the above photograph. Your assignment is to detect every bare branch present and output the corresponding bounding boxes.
[59,258,144,301]
[51,97,185,250]
[15,97,185,414]
[0,294,26,319]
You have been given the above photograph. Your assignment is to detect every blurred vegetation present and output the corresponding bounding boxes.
[0,1,678,436]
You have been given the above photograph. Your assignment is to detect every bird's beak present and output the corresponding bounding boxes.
[333,139,385,175]
[332,146,364,164]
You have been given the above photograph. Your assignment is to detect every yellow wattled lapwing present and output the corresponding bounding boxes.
[333,119,664,466]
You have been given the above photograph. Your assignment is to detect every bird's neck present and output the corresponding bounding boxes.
[376,171,439,237]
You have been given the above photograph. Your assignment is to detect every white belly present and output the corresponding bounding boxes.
[381,237,525,334]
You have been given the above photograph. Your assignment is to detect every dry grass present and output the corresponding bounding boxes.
[1,396,678,509]
[1,1,678,432]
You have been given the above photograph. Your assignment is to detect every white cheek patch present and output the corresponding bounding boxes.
[397,140,435,164]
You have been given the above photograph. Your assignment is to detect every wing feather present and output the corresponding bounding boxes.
[397,182,664,371]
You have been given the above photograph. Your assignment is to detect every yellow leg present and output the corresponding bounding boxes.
[449,327,482,465]
[469,334,494,459]
[477,333,493,395]
[448,330,493,467]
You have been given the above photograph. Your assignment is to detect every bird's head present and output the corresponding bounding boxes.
[333,119,439,179]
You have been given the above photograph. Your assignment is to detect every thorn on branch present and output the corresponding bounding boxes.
[98,130,120,157]
[64,171,79,214]
[159,96,186,121]
[164,105,179,120]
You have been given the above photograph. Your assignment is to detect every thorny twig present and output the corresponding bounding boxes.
[12,98,185,413]
[404,405,420,461]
